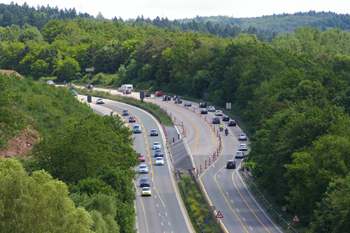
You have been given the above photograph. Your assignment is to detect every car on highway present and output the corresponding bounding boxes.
[239,144,248,151]
[222,115,230,121]
[236,151,244,158]
[174,98,182,104]
[208,106,215,112]
[140,177,150,187]
[96,98,104,104]
[239,133,247,141]
[163,95,171,101]
[86,84,93,89]
[129,116,136,122]
[199,102,207,108]
[184,101,191,106]
[133,124,142,133]
[67,83,75,87]
[139,164,149,173]
[123,110,129,116]
[154,150,164,157]
[152,142,161,150]
[137,155,145,162]
[155,91,163,97]
[150,129,158,136]
[155,157,165,165]
[123,89,131,94]
[200,108,208,114]
[141,187,152,196]
[215,110,223,116]
[226,160,236,169]
[212,117,220,124]
[47,80,55,85]
[173,95,181,100]
[71,90,78,96]
[228,120,236,126]
[145,93,151,97]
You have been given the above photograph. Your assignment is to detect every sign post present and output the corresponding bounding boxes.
[226,102,231,109]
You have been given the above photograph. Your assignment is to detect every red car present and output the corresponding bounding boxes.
[129,116,136,122]
[155,91,163,97]
[137,155,145,162]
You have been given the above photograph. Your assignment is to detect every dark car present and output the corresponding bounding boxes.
[228,120,236,126]
[124,90,131,94]
[173,95,181,100]
[123,110,129,116]
[145,93,151,97]
[222,115,230,121]
[226,160,236,169]
[140,177,150,187]
[86,84,93,89]
[200,108,208,114]
[154,150,164,157]
[212,117,220,124]
[163,95,171,101]
[199,102,207,108]
[150,129,158,136]
[174,98,182,104]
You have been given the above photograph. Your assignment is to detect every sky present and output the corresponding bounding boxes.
[2,0,349,20]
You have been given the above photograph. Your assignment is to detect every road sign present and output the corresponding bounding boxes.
[226,102,231,109]
[87,96,91,103]
[86,68,94,72]
[281,206,287,212]
[292,214,300,222]
[204,93,209,99]
[210,206,216,211]
[216,211,223,218]
[140,92,144,99]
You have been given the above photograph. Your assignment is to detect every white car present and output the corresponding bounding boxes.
[96,98,104,104]
[155,157,164,165]
[236,151,244,158]
[139,164,149,173]
[47,80,55,85]
[215,110,223,116]
[239,133,247,141]
[208,106,216,112]
[239,144,248,151]
[152,142,161,150]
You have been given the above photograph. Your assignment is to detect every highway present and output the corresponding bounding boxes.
[77,87,285,233]
[77,94,192,233]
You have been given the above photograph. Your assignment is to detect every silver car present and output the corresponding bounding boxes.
[133,124,142,133]
[155,157,164,165]
[239,133,247,141]
[208,106,216,112]
[236,151,244,158]
[215,110,223,116]
[139,164,149,173]
[96,98,104,104]
[152,142,161,150]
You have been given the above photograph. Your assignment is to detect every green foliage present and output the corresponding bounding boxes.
[0,158,94,233]
[0,74,26,150]
[31,113,138,183]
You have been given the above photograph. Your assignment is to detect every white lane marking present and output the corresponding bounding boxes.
[213,164,215,168]
[155,195,157,199]
[174,125,181,139]
[231,200,234,203]
[250,226,253,230]
[183,138,195,168]
[237,209,239,212]
[243,217,246,221]
[159,213,161,216]
[218,175,220,178]
[157,204,159,207]
[226,191,229,195]
[161,222,163,226]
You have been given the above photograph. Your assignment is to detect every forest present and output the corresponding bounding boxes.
[1,4,350,232]
[0,74,139,232]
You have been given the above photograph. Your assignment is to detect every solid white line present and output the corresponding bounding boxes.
[174,125,181,139]
[183,138,195,168]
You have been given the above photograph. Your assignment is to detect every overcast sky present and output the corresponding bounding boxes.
[2,0,349,20]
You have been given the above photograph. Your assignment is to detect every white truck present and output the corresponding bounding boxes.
[118,84,133,92]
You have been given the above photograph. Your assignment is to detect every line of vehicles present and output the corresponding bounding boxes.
[123,109,166,197]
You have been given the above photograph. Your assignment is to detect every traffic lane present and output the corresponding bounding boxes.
[103,100,191,233]
[86,102,164,233]
[149,99,217,165]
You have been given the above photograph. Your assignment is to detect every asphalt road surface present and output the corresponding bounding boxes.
[77,94,192,233]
